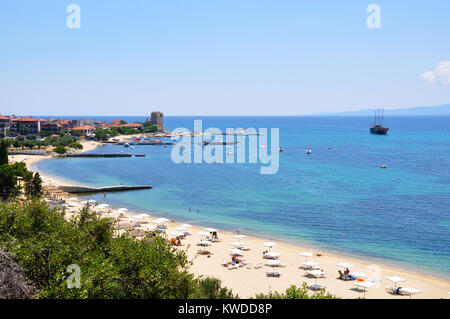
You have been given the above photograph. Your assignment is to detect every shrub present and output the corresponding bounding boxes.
[254,283,337,299]
[53,145,66,154]
[190,277,238,299]
[69,142,83,150]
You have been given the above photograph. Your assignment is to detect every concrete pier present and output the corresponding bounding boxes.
[59,185,152,194]
[65,153,132,157]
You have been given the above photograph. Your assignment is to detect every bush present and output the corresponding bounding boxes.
[190,277,238,299]
[53,145,66,154]
[69,142,83,150]
[254,283,337,299]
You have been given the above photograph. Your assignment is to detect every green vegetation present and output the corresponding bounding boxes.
[0,140,8,165]
[0,200,238,298]
[53,145,67,154]
[254,283,337,299]
[69,142,83,150]
[0,162,42,200]
[141,121,158,133]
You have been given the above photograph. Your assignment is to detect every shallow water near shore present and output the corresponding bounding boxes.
[35,116,450,279]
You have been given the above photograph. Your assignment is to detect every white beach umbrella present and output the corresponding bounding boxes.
[309,283,324,291]
[180,223,193,228]
[117,207,128,212]
[298,252,313,261]
[265,260,282,267]
[355,281,374,298]
[230,241,245,247]
[204,227,218,232]
[229,248,245,255]
[400,287,422,299]
[153,217,169,224]
[264,241,276,252]
[302,261,320,270]
[233,235,246,241]
[197,240,211,246]
[337,262,354,269]
[386,276,406,289]
[81,199,97,205]
[97,204,110,209]
[171,231,184,237]
[264,251,281,259]
[146,224,157,231]
[135,213,148,219]
[349,272,368,279]
[176,227,187,231]
[197,231,210,237]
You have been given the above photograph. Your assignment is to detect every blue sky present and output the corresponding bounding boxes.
[1,0,449,116]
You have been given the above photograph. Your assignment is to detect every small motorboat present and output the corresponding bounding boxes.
[135,154,146,157]
[278,147,285,152]
[306,149,312,154]
[380,164,387,168]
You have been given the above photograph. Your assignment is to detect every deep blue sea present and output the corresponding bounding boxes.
[35,116,450,278]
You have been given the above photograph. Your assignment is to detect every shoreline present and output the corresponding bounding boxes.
[12,141,450,298]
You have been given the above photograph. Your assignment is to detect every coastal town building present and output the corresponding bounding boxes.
[150,111,165,132]
[0,115,11,136]
[10,117,42,134]
[70,125,94,136]
[41,120,63,133]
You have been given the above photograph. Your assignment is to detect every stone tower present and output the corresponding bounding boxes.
[150,111,165,132]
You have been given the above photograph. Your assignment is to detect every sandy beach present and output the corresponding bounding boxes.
[10,141,450,299]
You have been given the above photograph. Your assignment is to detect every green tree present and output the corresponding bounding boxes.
[94,128,107,140]
[0,164,18,200]
[0,139,8,165]
[25,172,42,197]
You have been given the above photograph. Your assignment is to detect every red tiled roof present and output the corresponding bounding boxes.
[11,117,43,122]
[109,123,142,128]
[0,115,10,120]
[71,126,94,131]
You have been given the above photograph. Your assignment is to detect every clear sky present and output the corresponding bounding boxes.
[1,0,449,116]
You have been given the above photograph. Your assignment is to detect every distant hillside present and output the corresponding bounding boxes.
[317,104,450,116]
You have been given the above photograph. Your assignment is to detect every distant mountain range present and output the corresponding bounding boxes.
[316,104,450,116]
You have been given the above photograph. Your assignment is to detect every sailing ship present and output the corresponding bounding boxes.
[370,108,389,135]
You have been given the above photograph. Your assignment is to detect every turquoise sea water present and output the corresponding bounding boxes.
[35,116,450,278]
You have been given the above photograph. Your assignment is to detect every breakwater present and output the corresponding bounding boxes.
[58,185,152,193]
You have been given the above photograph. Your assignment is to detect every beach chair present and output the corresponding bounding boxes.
[254,263,263,269]
[305,270,326,278]
[266,271,281,277]
[240,246,251,251]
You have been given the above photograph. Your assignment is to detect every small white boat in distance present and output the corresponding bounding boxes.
[306,149,312,154]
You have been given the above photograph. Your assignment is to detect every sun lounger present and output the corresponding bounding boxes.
[254,264,263,269]
[266,271,281,277]
[240,246,251,251]
[309,283,324,291]
[385,286,422,296]
[305,270,326,278]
